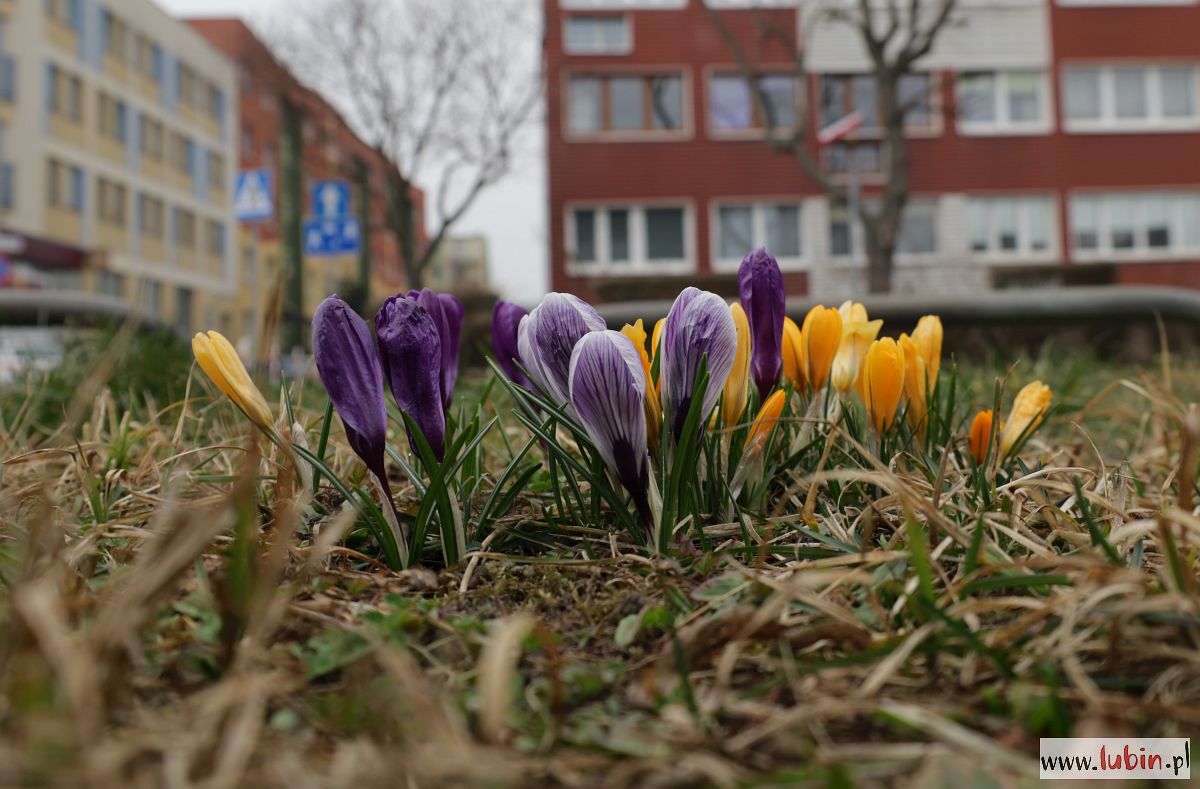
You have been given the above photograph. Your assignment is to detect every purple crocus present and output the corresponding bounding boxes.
[660,287,738,440]
[408,288,463,409]
[738,247,786,401]
[312,295,390,487]
[376,295,446,461]
[569,330,652,536]
[517,292,606,408]
[491,300,530,388]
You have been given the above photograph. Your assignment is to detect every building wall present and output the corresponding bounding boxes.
[0,0,237,333]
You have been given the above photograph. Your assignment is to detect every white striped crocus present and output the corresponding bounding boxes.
[568,330,653,537]
[517,292,606,412]
[659,287,738,442]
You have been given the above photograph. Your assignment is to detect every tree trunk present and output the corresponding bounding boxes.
[386,169,420,291]
[862,217,895,294]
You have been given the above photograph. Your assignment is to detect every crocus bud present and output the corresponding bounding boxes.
[899,332,929,433]
[492,300,530,388]
[999,381,1052,456]
[860,337,905,433]
[781,316,805,390]
[376,295,446,461]
[738,247,786,401]
[409,288,463,409]
[518,292,606,409]
[569,330,653,535]
[660,287,737,441]
[620,319,663,449]
[831,318,883,396]
[744,389,787,455]
[192,330,274,432]
[800,305,842,393]
[838,300,868,324]
[968,409,993,464]
[911,314,943,387]
[723,304,752,426]
[312,296,389,481]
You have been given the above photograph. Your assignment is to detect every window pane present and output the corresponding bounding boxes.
[645,208,684,260]
[568,77,602,132]
[565,16,628,54]
[968,201,989,252]
[564,18,594,53]
[1064,69,1101,120]
[899,203,936,254]
[819,76,846,128]
[1183,196,1200,249]
[1007,72,1042,123]
[1109,196,1136,249]
[1028,199,1050,251]
[600,18,627,51]
[1144,196,1171,249]
[994,200,1018,251]
[649,76,682,130]
[960,73,996,123]
[829,211,852,257]
[1072,197,1099,250]
[718,205,753,259]
[852,75,878,130]
[1114,67,1147,120]
[759,75,797,128]
[899,74,930,127]
[573,208,596,262]
[609,208,630,262]
[1161,66,1195,119]
[711,75,752,130]
[765,203,801,258]
[609,76,644,130]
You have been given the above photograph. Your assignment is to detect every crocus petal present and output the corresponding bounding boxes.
[723,304,751,426]
[781,316,805,390]
[899,332,928,433]
[1000,381,1052,455]
[861,337,905,433]
[838,300,869,324]
[660,287,737,440]
[969,409,993,464]
[912,314,943,386]
[800,305,842,393]
[518,292,606,409]
[377,295,446,461]
[492,300,530,388]
[312,296,388,478]
[744,389,787,454]
[438,293,465,406]
[620,319,663,449]
[831,319,883,395]
[738,247,786,401]
[569,330,652,531]
[192,330,273,432]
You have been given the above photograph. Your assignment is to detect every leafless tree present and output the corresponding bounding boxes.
[706,0,958,293]
[271,0,541,289]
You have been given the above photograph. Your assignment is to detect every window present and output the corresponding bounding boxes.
[96,177,126,226]
[1063,64,1200,130]
[139,194,164,238]
[204,219,225,256]
[169,133,191,174]
[898,201,937,255]
[566,73,685,134]
[98,94,128,142]
[176,287,193,333]
[568,204,692,272]
[968,196,1055,258]
[564,15,630,54]
[208,152,225,191]
[820,73,935,136]
[713,201,803,268]
[958,71,1049,133]
[708,73,798,133]
[46,159,83,212]
[141,117,163,159]
[174,207,196,248]
[139,279,161,317]
[822,142,883,176]
[46,64,83,122]
[98,270,124,298]
[1069,192,1200,257]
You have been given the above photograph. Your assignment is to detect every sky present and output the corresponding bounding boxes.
[156,0,548,303]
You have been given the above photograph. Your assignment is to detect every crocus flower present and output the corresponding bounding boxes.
[518,292,606,409]
[738,247,786,401]
[999,381,1053,456]
[192,330,274,432]
[839,300,868,324]
[408,288,464,409]
[898,333,930,433]
[799,305,843,393]
[492,300,530,388]
[744,389,787,455]
[313,296,389,484]
[723,304,752,426]
[831,310,883,396]
[911,314,943,386]
[377,295,446,461]
[568,330,653,534]
[620,319,663,449]
[859,337,905,433]
[968,409,993,464]
[781,317,805,390]
[660,287,737,440]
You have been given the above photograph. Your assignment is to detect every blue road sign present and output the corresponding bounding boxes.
[303,217,361,256]
[232,169,274,223]
[311,180,351,219]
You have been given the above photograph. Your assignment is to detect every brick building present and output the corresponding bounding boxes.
[544,0,1200,303]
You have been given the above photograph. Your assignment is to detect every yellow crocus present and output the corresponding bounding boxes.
[830,318,883,396]
[968,409,993,464]
[860,337,905,433]
[192,330,274,432]
[999,381,1053,455]
[722,304,751,426]
[781,316,805,390]
[799,305,842,393]
[911,314,943,385]
[838,299,869,324]
[650,317,665,393]
[744,389,787,454]
[620,319,662,448]
[898,333,928,433]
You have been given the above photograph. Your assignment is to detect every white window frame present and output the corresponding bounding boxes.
[825,197,942,267]
[956,70,1054,136]
[966,194,1059,264]
[563,14,633,56]
[565,202,696,275]
[562,68,693,142]
[1068,191,1200,261]
[1061,63,1200,133]
[560,0,685,8]
[709,199,805,271]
